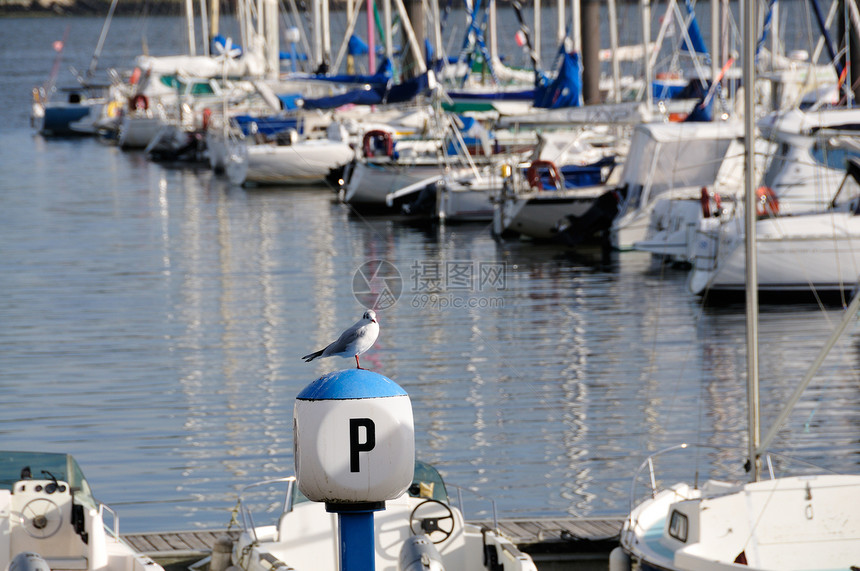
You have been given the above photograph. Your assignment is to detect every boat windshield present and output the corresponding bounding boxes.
[409,460,448,503]
[0,451,98,508]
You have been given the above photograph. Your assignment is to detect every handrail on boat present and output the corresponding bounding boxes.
[445,483,499,532]
[237,477,296,544]
[627,443,792,514]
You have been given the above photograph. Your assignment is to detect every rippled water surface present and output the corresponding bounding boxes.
[1,13,859,533]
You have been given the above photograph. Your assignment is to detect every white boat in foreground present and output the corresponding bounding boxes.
[230,460,538,571]
[0,450,164,571]
[616,446,860,571]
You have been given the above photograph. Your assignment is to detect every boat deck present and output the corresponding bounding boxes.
[123,516,624,568]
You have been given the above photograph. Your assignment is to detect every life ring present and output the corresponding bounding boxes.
[131,94,149,111]
[700,187,724,218]
[527,160,563,190]
[756,186,779,217]
[130,67,142,85]
[201,108,212,130]
[362,130,394,158]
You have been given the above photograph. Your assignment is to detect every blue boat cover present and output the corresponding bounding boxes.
[349,34,369,56]
[233,114,301,136]
[311,58,394,86]
[301,71,431,110]
[680,0,708,55]
[533,51,583,109]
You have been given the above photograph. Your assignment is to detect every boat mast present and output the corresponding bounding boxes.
[88,0,119,78]
[641,0,653,109]
[185,0,197,55]
[742,0,761,482]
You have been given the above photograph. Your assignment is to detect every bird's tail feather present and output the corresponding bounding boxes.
[302,349,324,362]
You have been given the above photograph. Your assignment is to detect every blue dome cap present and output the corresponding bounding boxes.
[297,369,407,400]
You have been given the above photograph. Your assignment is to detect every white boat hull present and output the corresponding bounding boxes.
[622,474,860,571]
[118,114,169,149]
[501,187,608,239]
[232,139,355,186]
[689,212,860,294]
[344,160,445,206]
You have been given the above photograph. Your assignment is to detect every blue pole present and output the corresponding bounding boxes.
[338,510,376,571]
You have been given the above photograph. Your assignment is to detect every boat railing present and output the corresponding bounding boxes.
[627,443,782,513]
[236,477,296,544]
[99,503,120,538]
[444,483,499,532]
[630,442,852,514]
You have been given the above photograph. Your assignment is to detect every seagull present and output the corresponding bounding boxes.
[302,310,379,369]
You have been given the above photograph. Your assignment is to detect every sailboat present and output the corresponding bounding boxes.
[614,1,860,569]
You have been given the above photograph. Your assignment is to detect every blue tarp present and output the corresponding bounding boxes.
[533,51,583,109]
[348,34,369,56]
[312,58,394,86]
[300,72,431,110]
[680,0,709,55]
[233,114,300,136]
[684,93,714,122]
[277,94,303,110]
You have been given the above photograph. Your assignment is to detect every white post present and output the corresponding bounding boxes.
[200,0,210,56]
[323,0,332,65]
[742,0,761,483]
[608,0,622,102]
[313,0,323,67]
[534,0,542,67]
[711,0,719,87]
[384,0,393,62]
[489,0,498,66]
[185,0,197,55]
[642,0,652,108]
[265,0,279,78]
[571,0,581,53]
[557,0,565,46]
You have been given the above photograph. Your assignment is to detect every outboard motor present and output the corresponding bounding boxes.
[8,552,51,571]
[398,534,446,571]
[608,546,632,571]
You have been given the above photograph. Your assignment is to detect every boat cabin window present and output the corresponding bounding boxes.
[668,509,688,542]
[810,138,860,171]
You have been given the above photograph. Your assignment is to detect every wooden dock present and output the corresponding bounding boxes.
[123,516,624,571]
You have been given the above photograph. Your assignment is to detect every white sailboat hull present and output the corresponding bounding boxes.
[232,139,355,186]
[689,212,860,294]
[501,187,608,239]
[344,160,445,206]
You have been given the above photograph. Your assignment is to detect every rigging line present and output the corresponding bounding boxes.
[756,284,860,455]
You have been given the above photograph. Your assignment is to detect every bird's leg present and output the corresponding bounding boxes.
[355,355,364,369]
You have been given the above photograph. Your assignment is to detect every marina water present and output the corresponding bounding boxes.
[1,12,859,533]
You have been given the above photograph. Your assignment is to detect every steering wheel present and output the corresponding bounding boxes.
[408,499,455,544]
[18,498,62,539]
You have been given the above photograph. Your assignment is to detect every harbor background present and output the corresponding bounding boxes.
[1,8,859,534]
